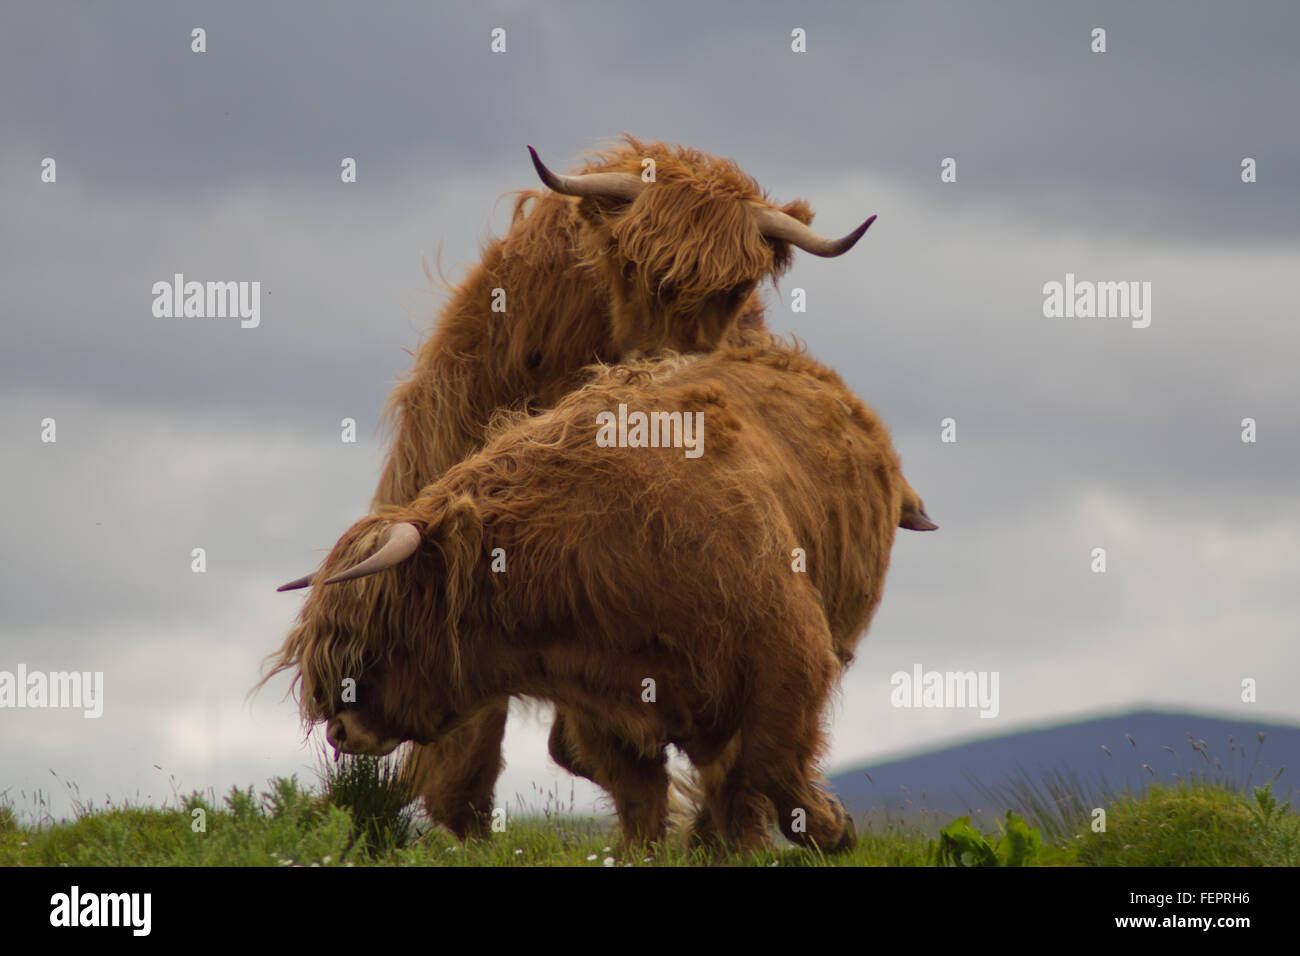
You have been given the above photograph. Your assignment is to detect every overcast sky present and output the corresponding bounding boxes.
[2,1,1297,824]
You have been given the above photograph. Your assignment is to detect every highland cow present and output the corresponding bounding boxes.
[359,138,877,838]
[268,338,932,851]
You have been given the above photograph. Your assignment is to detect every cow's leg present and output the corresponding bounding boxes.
[551,708,670,850]
[729,599,853,853]
[684,764,722,850]
[683,734,742,851]
[747,657,855,854]
[406,700,508,840]
[546,706,597,783]
[563,717,670,850]
[767,777,856,853]
[683,731,773,855]
[700,757,775,853]
[605,748,671,853]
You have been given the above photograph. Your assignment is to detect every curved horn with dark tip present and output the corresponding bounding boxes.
[527,146,646,201]
[323,522,423,585]
[753,209,876,258]
[276,573,316,593]
[900,506,939,532]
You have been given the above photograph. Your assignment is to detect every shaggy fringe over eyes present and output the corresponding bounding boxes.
[612,184,773,306]
[574,136,815,346]
[257,521,393,725]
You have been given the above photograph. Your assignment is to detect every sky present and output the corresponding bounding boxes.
[1,1,1296,824]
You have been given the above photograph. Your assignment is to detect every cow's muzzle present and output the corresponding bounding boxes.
[326,713,401,756]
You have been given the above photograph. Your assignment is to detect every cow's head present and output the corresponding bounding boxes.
[528,137,875,355]
[267,517,473,756]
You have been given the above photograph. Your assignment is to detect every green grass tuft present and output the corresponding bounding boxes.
[314,745,417,855]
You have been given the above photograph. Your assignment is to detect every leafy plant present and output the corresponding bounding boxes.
[1245,784,1300,865]
[927,811,1059,866]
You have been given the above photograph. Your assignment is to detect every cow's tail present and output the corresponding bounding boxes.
[666,761,704,837]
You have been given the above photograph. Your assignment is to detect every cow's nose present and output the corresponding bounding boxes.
[326,717,347,750]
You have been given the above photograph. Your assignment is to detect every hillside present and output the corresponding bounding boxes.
[829,709,1299,824]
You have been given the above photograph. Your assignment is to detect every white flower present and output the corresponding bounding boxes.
[603,857,615,867]
[586,853,598,861]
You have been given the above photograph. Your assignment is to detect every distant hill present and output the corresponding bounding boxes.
[828,709,1299,825]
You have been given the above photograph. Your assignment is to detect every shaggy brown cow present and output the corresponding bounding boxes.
[266,338,931,851]
[361,137,876,838]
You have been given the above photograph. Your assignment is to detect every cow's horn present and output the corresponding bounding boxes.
[754,209,876,258]
[276,573,316,592]
[900,504,939,532]
[528,146,645,201]
[323,523,423,585]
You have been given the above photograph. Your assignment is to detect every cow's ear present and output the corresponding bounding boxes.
[575,193,634,228]
[778,198,814,227]
[431,496,483,556]
[443,494,478,527]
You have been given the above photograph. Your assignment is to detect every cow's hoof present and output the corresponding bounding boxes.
[825,796,857,853]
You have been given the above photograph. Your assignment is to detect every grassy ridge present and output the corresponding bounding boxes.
[2,768,1296,867]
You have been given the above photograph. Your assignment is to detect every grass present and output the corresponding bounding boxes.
[3,733,1296,867]
[965,728,1288,846]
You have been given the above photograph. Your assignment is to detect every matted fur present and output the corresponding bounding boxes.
[264,338,919,851]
